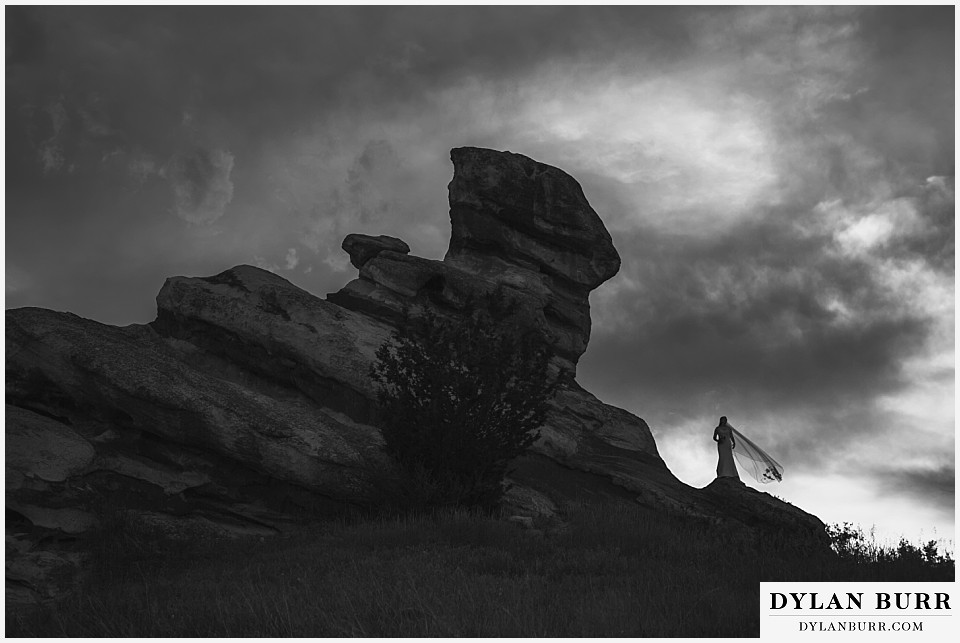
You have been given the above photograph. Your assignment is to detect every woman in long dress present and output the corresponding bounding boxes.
[713,416,739,479]
[713,416,784,483]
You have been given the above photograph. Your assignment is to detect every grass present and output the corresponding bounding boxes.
[6,502,954,637]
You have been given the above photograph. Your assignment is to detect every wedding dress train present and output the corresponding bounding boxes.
[729,426,783,483]
[714,419,783,483]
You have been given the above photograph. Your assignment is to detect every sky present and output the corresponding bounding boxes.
[4,5,955,546]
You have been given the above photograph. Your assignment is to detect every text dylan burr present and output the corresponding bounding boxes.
[770,592,950,610]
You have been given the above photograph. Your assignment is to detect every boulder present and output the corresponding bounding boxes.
[446,147,621,291]
[8,306,392,499]
[154,264,395,424]
[342,234,410,269]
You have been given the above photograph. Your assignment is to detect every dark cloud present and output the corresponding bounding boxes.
[581,218,931,408]
[580,155,950,476]
[571,9,954,497]
[877,465,956,515]
[891,177,955,271]
[6,7,691,161]
[857,7,955,172]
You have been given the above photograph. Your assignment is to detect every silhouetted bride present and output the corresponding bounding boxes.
[713,416,783,483]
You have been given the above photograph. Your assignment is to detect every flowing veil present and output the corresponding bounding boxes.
[729,426,783,483]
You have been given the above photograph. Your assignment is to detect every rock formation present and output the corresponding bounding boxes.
[5,147,826,605]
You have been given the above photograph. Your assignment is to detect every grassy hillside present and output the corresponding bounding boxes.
[6,501,954,637]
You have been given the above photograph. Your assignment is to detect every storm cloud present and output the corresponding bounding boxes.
[4,6,953,541]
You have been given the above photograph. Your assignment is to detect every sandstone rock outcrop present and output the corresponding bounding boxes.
[446,147,620,289]
[342,234,411,269]
[331,148,621,372]
[6,147,826,605]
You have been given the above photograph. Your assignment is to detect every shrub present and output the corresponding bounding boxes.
[371,289,558,511]
[826,522,955,571]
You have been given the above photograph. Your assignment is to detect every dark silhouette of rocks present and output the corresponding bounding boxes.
[5,147,826,604]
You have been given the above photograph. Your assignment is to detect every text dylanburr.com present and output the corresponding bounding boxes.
[760,583,954,639]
